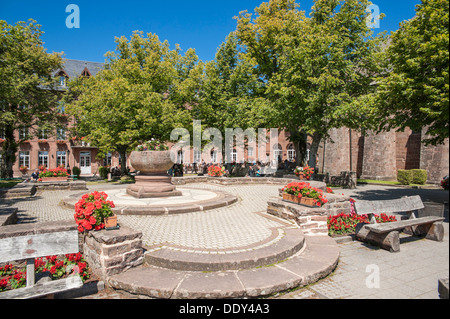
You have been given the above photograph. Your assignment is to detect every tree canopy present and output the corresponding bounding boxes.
[0,20,62,178]
[372,0,449,145]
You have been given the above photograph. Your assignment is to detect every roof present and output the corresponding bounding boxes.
[54,59,104,79]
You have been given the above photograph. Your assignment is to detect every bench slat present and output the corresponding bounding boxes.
[0,230,79,263]
[365,216,444,234]
[354,196,424,215]
[0,276,83,299]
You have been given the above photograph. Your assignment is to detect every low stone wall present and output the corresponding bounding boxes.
[173,176,327,190]
[267,193,352,235]
[0,208,18,226]
[82,226,144,281]
[35,180,87,191]
[0,184,37,199]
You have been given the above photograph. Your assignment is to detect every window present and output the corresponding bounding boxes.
[57,151,66,167]
[231,149,238,163]
[60,76,67,87]
[248,147,254,157]
[19,151,30,168]
[57,101,65,114]
[287,144,296,162]
[193,149,201,164]
[38,151,49,168]
[19,126,29,140]
[177,150,185,164]
[38,129,48,140]
[210,150,218,163]
[103,153,112,167]
[56,127,66,140]
[273,144,283,161]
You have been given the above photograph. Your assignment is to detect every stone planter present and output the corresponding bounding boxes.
[127,151,182,198]
[40,177,68,182]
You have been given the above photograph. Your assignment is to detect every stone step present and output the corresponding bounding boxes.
[107,235,339,299]
[144,228,305,271]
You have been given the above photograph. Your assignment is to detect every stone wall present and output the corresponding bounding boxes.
[267,193,352,235]
[82,226,144,280]
[420,131,449,184]
[320,128,363,177]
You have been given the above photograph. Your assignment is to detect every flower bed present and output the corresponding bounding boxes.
[39,166,69,179]
[327,200,397,237]
[208,165,225,177]
[0,253,91,293]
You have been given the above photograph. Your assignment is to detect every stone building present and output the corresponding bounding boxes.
[317,127,449,185]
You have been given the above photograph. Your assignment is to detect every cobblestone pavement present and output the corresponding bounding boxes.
[1,182,448,299]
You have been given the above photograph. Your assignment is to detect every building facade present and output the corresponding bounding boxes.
[2,59,448,183]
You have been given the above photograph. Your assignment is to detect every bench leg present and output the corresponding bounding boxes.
[355,223,400,253]
[416,222,445,242]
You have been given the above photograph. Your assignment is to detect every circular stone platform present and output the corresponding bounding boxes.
[62,186,238,216]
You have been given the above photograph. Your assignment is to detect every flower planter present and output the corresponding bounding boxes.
[104,215,118,229]
[41,177,68,182]
[282,193,300,204]
[299,197,316,207]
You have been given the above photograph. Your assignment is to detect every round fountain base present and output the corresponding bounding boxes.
[127,175,183,199]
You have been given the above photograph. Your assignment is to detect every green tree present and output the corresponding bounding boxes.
[235,0,385,168]
[0,20,63,178]
[373,0,449,145]
[65,31,192,174]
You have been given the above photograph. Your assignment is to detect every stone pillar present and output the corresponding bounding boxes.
[82,226,143,280]
[420,129,449,184]
[360,130,397,181]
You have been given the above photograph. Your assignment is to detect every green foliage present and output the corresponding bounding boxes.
[98,166,109,179]
[0,20,63,178]
[411,169,428,185]
[234,0,386,167]
[373,0,449,145]
[72,166,81,177]
[397,169,413,185]
[65,31,193,173]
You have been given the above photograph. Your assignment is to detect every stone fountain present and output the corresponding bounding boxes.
[126,151,182,198]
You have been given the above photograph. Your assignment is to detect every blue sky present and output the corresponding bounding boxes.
[1,0,421,63]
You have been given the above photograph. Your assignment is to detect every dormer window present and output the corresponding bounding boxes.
[60,76,67,87]
[81,66,91,78]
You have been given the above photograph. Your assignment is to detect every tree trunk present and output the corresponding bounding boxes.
[0,126,18,179]
[308,132,322,173]
[290,130,307,167]
[119,149,128,176]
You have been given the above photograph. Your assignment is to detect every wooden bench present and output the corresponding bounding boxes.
[0,221,83,299]
[354,196,444,252]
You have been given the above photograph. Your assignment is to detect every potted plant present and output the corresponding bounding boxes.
[294,165,314,180]
[19,166,29,176]
[208,165,225,177]
[74,191,117,232]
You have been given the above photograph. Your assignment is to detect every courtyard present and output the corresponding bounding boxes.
[1,180,448,299]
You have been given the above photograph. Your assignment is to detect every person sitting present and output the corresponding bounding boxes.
[31,169,40,181]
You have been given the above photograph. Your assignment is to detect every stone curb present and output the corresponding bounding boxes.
[144,228,305,272]
[107,235,339,299]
